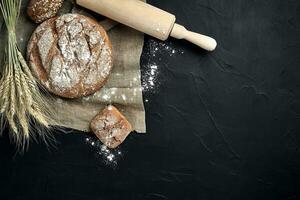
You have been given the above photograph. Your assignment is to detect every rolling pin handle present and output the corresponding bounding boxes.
[170,23,217,51]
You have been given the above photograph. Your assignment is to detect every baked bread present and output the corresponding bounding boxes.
[90,105,132,149]
[27,0,63,23]
[27,14,113,98]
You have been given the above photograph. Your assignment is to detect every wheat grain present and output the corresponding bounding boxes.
[0,76,10,113]
[18,50,36,81]
[20,74,33,107]
[15,67,30,138]
[9,70,18,133]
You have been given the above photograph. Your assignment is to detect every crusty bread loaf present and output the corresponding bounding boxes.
[27,0,63,23]
[90,105,132,149]
[27,14,113,98]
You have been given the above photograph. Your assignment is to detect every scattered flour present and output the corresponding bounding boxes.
[142,39,184,102]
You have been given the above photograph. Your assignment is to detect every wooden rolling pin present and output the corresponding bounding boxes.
[76,0,217,51]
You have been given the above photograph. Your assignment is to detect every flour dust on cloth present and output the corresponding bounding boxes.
[0,0,146,133]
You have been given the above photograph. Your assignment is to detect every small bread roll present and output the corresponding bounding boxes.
[27,0,63,23]
[90,105,132,149]
[27,14,113,98]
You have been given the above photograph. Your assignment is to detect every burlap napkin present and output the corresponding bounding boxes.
[0,0,146,133]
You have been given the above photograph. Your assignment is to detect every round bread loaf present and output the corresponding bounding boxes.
[27,14,113,98]
[27,0,63,23]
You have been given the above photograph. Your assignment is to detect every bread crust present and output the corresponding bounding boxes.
[90,105,132,149]
[27,14,113,98]
[27,0,63,23]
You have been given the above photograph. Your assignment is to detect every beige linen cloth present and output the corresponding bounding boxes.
[0,0,146,133]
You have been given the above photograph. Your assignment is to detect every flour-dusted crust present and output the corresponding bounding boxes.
[90,105,132,149]
[27,0,63,23]
[27,14,113,98]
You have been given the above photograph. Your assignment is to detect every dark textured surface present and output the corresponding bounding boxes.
[1,0,300,199]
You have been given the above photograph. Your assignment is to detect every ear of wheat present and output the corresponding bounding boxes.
[0,0,55,151]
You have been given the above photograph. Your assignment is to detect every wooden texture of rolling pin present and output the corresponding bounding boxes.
[76,0,217,51]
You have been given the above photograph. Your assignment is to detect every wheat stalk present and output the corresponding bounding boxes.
[0,0,55,151]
